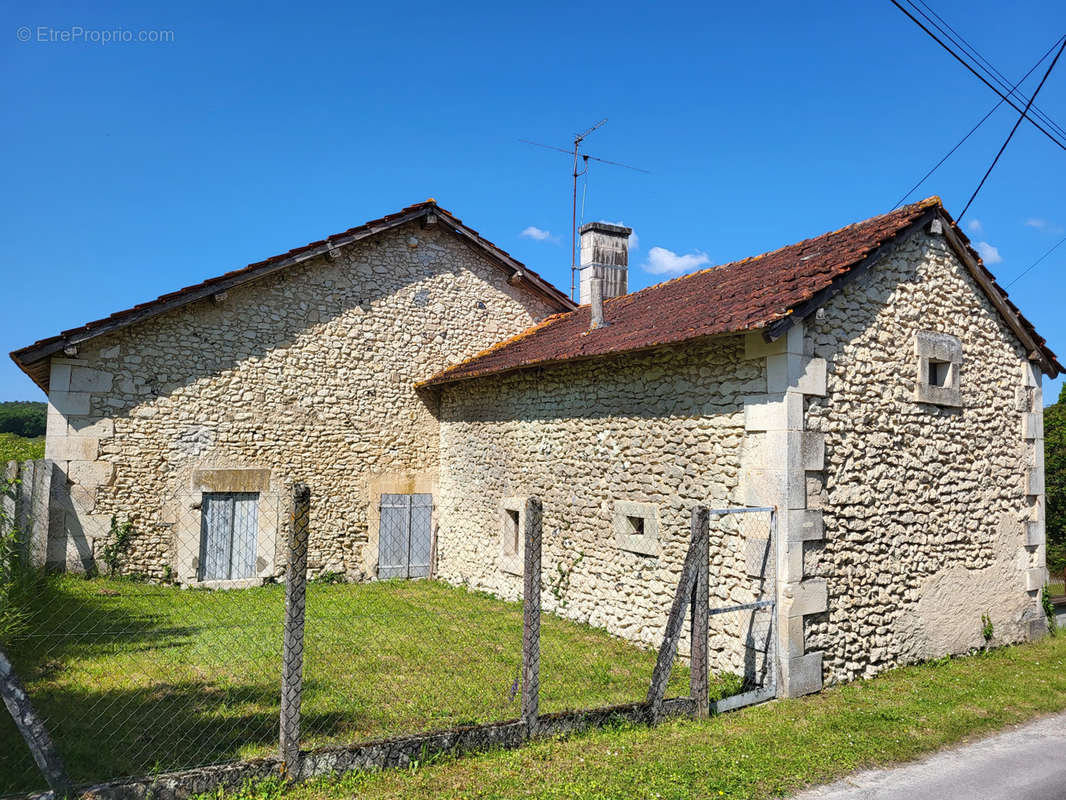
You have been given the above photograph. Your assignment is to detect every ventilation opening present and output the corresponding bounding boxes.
[928,359,951,388]
[624,515,645,538]
[505,508,520,555]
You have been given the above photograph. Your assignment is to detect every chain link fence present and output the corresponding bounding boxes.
[2,462,778,797]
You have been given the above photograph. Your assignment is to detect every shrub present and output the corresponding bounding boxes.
[100,516,135,576]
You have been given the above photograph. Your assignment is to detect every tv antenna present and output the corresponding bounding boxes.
[521,119,649,301]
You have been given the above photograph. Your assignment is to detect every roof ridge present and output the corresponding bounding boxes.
[601,196,943,309]
[423,195,1059,386]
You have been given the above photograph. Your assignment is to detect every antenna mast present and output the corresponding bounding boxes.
[570,119,607,300]
[520,121,649,302]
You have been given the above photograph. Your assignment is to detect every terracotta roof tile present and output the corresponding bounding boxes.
[421,197,1061,385]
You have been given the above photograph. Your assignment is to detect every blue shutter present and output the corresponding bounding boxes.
[200,494,232,581]
[378,494,411,579]
[231,493,259,579]
[408,494,432,578]
[199,492,260,581]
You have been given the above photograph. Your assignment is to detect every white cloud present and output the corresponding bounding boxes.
[520,226,556,242]
[975,241,1003,264]
[643,246,711,275]
[1026,218,1064,234]
[967,219,983,235]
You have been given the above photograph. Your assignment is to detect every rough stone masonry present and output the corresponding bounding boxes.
[9,197,1056,699]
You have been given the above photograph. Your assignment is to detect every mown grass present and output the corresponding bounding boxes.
[0,433,43,463]
[1,577,694,792]
[199,633,1066,800]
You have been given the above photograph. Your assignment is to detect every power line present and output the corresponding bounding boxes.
[1005,235,1066,289]
[907,0,1066,142]
[889,0,1066,152]
[958,37,1066,222]
[892,34,1066,209]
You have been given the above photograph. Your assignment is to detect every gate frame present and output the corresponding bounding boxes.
[705,506,779,714]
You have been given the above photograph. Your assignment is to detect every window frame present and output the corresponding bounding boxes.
[499,497,526,575]
[613,500,660,557]
[198,491,261,583]
[914,331,962,407]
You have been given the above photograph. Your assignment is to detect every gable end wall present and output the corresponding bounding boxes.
[802,225,1045,683]
[41,221,559,580]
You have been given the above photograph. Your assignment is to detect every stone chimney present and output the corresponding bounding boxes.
[578,221,631,305]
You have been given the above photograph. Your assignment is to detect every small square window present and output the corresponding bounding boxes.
[614,501,659,557]
[914,331,962,407]
[928,359,951,388]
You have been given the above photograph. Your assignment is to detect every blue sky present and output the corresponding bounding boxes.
[2,0,1065,403]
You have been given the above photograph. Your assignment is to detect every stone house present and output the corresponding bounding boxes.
[10,195,1060,696]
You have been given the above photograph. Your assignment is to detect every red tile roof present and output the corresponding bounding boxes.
[11,200,576,392]
[421,197,1061,386]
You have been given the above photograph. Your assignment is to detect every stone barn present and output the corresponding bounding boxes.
[10,195,1059,698]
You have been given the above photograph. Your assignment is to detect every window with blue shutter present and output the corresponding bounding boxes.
[378,494,432,579]
[199,492,259,581]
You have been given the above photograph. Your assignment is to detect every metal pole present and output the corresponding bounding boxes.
[521,496,543,733]
[689,506,710,717]
[279,483,311,778]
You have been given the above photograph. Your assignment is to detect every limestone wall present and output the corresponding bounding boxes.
[437,336,768,668]
[802,226,1045,683]
[43,221,560,580]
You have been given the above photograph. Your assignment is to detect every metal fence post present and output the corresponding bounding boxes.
[689,506,710,717]
[280,483,311,777]
[0,646,73,799]
[521,496,542,733]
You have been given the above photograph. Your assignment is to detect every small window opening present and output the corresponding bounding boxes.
[928,359,951,388]
[505,508,520,555]
[625,515,645,538]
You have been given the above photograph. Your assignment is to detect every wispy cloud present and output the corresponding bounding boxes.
[643,246,710,275]
[1025,218,1064,235]
[967,219,983,235]
[520,226,557,243]
[975,241,1003,264]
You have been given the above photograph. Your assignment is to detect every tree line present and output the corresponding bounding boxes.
[0,402,46,438]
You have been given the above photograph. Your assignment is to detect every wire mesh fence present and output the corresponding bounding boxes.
[1,461,779,797]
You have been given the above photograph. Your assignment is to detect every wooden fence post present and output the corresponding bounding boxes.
[280,483,311,778]
[689,506,710,717]
[521,496,543,733]
[0,646,73,798]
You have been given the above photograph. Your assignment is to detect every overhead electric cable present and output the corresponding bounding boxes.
[957,37,1066,222]
[889,0,1066,152]
[907,0,1066,141]
[892,34,1066,209]
[1005,235,1066,289]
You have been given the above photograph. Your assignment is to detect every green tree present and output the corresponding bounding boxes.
[1046,384,1066,582]
[0,401,46,438]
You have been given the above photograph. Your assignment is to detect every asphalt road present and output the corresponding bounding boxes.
[790,712,1066,800]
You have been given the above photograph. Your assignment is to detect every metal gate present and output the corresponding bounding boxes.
[378,493,432,579]
[707,506,777,713]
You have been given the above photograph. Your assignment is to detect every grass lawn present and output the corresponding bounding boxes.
[0,432,44,463]
[1,576,696,793]
[198,632,1066,800]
